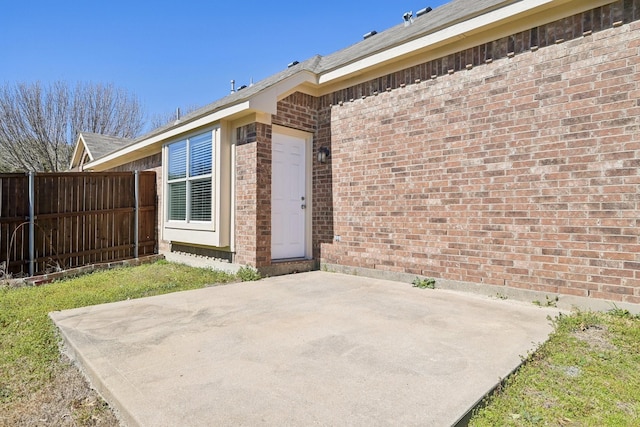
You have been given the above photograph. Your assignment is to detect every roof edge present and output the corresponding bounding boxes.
[69,134,91,170]
[82,101,252,171]
[83,70,318,171]
[318,0,583,85]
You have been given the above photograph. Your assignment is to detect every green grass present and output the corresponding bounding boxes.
[0,260,240,406]
[470,310,640,426]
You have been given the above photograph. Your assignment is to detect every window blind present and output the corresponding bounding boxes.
[189,133,212,177]
[166,130,214,224]
[168,181,186,221]
[168,141,187,180]
[190,179,212,221]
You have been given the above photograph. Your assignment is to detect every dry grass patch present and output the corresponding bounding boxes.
[2,356,119,427]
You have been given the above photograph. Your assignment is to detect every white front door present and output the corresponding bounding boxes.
[272,132,307,259]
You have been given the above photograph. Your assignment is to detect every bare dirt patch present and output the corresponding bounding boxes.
[571,324,615,352]
[1,355,119,427]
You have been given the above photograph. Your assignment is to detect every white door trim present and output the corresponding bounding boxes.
[271,125,313,260]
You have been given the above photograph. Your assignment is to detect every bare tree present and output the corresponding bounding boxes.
[0,81,145,172]
[0,160,11,172]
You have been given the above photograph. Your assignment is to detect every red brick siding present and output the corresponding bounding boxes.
[321,19,640,303]
[313,105,335,259]
[255,123,272,265]
[235,123,258,265]
[110,154,161,173]
[235,123,272,266]
[273,92,318,133]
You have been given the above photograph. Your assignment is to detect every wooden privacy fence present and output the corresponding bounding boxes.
[0,171,156,278]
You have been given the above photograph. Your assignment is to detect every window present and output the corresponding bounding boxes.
[166,131,214,223]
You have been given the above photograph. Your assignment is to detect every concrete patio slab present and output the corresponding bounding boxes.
[50,271,560,426]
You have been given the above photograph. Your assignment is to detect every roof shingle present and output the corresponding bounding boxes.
[81,133,133,161]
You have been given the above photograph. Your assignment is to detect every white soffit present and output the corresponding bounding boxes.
[250,70,318,113]
[318,0,615,84]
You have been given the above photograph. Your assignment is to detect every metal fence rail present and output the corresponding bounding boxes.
[0,171,156,278]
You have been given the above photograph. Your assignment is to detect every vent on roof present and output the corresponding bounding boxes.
[230,79,236,94]
[416,7,432,17]
[363,30,377,40]
[403,11,414,26]
[238,85,247,91]
[288,61,299,68]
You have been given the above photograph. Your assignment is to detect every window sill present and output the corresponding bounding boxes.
[163,226,222,247]
[165,221,214,232]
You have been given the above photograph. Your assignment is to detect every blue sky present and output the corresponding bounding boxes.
[1,1,448,129]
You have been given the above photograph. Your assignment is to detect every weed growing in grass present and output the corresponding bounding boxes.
[236,266,262,281]
[608,304,640,320]
[412,277,436,289]
[532,295,558,307]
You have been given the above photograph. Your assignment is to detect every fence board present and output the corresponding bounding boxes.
[0,174,29,275]
[0,172,157,278]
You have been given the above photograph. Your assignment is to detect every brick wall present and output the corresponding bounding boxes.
[235,123,272,266]
[320,6,640,303]
[273,92,318,133]
[255,123,272,265]
[314,102,335,259]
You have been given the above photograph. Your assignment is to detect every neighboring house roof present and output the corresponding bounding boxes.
[76,0,599,171]
[70,132,132,169]
[81,133,133,160]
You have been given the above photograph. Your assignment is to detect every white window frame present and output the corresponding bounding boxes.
[163,127,219,234]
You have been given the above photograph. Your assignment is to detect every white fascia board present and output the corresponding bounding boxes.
[318,0,586,84]
[69,134,91,170]
[86,72,317,170]
[69,135,84,170]
[249,71,318,114]
[85,101,251,170]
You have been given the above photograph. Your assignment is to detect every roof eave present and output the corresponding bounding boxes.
[82,71,319,171]
[318,0,606,85]
[250,70,319,113]
[83,100,253,171]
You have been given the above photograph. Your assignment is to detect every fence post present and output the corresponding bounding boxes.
[28,171,35,276]
[134,171,139,258]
